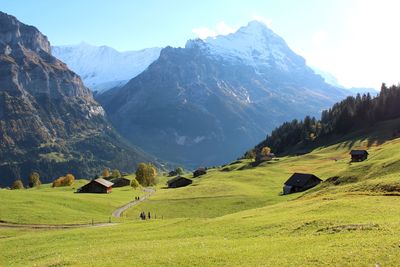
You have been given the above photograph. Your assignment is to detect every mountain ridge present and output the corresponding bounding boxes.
[99,21,350,167]
[52,43,162,92]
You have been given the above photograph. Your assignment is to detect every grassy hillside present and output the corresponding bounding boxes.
[0,179,144,224]
[1,119,400,266]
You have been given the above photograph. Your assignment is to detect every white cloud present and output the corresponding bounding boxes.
[192,27,217,39]
[215,21,236,35]
[192,21,237,39]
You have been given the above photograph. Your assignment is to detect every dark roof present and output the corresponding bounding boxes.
[350,150,369,155]
[94,178,113,187]
[110,177,130,183]
[167,176,192,185]
[284,173,322,187]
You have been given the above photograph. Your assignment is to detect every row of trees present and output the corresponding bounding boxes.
[254,83,400,154]
[10,162,160,190]
[11,172,42,190]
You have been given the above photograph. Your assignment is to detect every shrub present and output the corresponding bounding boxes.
[12,179,24,190]
[261,146,271,156]
[52,174,75,187]
[28,172,41,188]
[111,169,121,178]
[131,178,140,189]
[175,167,184,175]
[243,149,256,159]
[102,168,110,178]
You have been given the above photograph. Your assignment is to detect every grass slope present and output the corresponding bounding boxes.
[1,119,400,266]
[0,180,144,224]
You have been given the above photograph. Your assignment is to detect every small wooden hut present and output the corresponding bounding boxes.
[193,168,207,178]
[167,176,192,188]
[77,178,113,193]
[350,150,368,162]
[283,173,322,195]
[109,177,131,188]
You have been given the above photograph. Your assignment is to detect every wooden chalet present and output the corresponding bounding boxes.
[255,152,275,163]
[283,173,322,195]
[168,170,178,177]
[77,178,113,193]
[193,168,207,178]
[109,177,131,188]
[167,176,192,188]
[350,150,369,162]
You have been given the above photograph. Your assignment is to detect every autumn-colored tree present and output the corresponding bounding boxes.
[261,146,272,156]
[28,172,41,188]
[131,178,140,189]
[111,169,121,178]
[135,163,158,186]
[52,174,75,187]
[12,179,24,190]
[63,174,75,186]
[102,168,110,178]
[52,177,64,187]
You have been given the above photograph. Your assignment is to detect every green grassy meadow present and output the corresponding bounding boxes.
[0,180,145,224]
[1,123,400,266]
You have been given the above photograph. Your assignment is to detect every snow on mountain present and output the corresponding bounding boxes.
[99,20,349,167]
[186,20,304,72]
[52,43,161,92]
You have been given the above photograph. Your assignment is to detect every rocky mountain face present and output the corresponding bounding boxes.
[0,11,153,186]
[98,21,349,167]
[52,43,161,92]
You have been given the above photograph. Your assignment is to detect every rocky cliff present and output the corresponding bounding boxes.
[0,12,153,186]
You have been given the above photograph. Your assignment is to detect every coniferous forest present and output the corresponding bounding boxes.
[254,84,400,154]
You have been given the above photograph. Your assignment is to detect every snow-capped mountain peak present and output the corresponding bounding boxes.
[186,20,304,71]
[52,44,162,92]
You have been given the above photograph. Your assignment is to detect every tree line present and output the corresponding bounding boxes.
[252,83,400,155]
[9,162,159,190]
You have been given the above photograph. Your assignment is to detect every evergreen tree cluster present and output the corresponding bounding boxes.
[255,84,400,154]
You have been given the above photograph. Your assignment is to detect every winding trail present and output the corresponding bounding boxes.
[112,187,155,218]
[0,187,155,229]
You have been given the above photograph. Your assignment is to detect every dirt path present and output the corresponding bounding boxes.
[0,222,118,229]
[112,187,155,218]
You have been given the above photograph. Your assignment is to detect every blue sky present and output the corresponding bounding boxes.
[1,0,399,89]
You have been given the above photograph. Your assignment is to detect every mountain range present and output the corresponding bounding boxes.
[0,11,154,186]
[52,43,161,92]
[98,21,350,167]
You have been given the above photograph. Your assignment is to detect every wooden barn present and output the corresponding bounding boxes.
[168,170,178,177]
[167,176,192,188]
[77,178,113,193]
[350,150,368,162]
[283,173,322,195]
[193,168,207,178]
[109,177,131,188]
